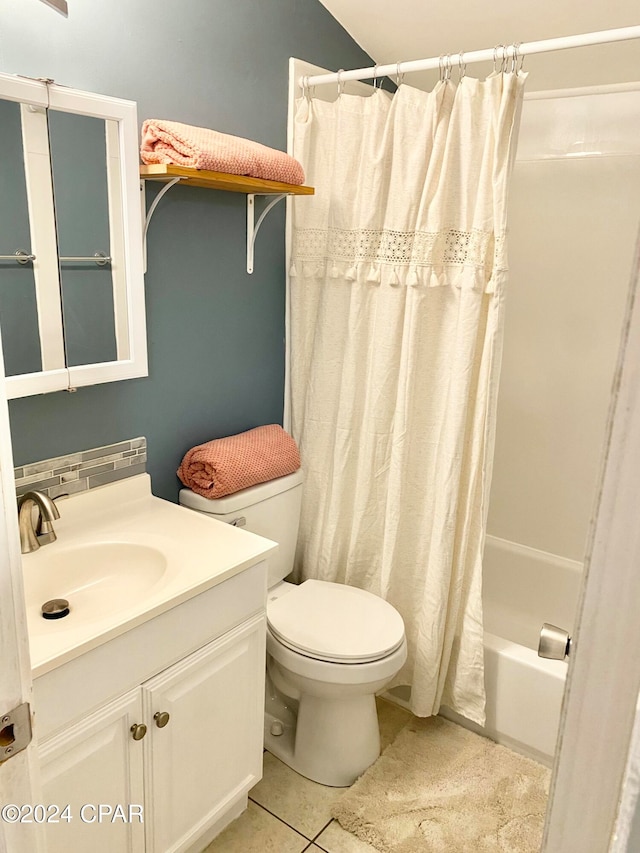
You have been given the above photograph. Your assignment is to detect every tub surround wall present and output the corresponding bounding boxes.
[14,437,146,499]
[488,87,640,563]
[462,86,640,766]
[482,534,583,651]
[0,0,373,502]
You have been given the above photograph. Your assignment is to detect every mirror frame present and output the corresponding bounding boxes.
[0,72,147,398]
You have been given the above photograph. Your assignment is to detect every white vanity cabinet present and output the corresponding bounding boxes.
[33,561,268,853]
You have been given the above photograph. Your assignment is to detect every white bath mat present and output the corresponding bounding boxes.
[332,715,550,853]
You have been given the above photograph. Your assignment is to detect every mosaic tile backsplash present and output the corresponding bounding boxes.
[14,438,147,499]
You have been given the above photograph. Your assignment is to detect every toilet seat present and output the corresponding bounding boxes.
[267,579,405,664]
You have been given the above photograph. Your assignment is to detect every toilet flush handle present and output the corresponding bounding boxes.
[229,517,246,528]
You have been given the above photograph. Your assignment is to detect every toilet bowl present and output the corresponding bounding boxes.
[179,470,407,786]
[265,578,406,785]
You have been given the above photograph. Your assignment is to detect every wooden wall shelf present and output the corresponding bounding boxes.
[140,164,314,196]
[140,164,314,274]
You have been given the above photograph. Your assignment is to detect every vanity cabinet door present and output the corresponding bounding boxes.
[39,688,146,853]
[142,614,266,853]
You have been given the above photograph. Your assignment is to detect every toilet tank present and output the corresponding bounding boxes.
[179,469,303,588]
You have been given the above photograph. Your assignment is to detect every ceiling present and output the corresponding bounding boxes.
[318,0,640,91]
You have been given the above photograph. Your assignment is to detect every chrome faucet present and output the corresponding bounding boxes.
[18,491,60,554]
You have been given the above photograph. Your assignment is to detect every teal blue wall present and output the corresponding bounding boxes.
[0,0,371,500]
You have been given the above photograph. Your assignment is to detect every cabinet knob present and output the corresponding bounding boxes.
[154,711,170,728]
[130,723,147,741]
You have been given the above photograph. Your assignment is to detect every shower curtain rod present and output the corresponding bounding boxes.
[300,25,640,88]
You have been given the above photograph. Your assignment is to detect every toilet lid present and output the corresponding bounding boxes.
[267,580,405,664]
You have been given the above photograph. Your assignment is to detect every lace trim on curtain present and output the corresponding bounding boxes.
[290,227,507,293]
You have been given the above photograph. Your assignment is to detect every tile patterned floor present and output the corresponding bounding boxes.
[202,697,412,852]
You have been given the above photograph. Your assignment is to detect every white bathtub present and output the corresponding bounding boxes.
[389,535,584,766]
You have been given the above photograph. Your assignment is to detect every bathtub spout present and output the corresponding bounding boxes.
[538,623,572,660]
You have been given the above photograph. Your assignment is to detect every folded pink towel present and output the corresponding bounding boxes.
[140,119,305,185]
[177,424,301,500]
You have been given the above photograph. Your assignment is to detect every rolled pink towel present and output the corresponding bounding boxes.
[177,424,301,500]
[140,119,305,185]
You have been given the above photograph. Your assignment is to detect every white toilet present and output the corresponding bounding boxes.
[179,469,407,786]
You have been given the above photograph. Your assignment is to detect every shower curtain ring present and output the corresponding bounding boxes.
[440,54,452,82]
[306,76,316,100]
[372,64,379,89]
[458,50,466,80]
[493,44,506,74]
[395,61,404,86]
[337,69,345,96]
[513,42,524,74]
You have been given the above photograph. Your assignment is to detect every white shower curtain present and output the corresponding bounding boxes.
[289,73,526,724]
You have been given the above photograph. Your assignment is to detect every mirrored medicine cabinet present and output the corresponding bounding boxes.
[0,73,147,398]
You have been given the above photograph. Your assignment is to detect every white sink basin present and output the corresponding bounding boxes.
[25,542,168,629]
[21,474,278,676]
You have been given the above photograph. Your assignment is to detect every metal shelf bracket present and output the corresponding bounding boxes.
[246,193,287,275]
[141,180,291,275]
[140,176,183,272]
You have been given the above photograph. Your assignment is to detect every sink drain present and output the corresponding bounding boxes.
[41,599,70,620]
